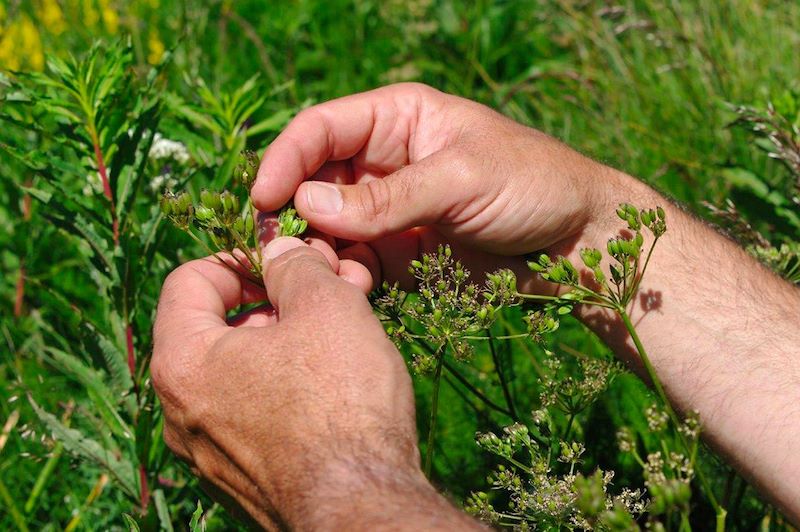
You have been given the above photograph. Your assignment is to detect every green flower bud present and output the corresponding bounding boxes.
[220,191,239,215]
[195,204,215,222]
[580,248,602,268]
[160,194,174,216]
[200,189,222,212]
[234,150,260,189]
[176,191,192,213]
[233,217,245,234]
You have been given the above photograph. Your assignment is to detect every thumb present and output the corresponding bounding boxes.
[262,237,367,319]
[293,149,483,241]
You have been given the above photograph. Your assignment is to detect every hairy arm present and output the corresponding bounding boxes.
[567,170,800,520]
[283,461,484,531]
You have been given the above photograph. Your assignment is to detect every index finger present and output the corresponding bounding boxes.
[251,83,430,212]
[152,256,266,360]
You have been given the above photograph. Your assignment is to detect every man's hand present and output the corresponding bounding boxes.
[253,83,800,521]
[252,82,620,289]
[151,238,481,530]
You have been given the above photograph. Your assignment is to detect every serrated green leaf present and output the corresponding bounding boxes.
[88,324,134,393]
[153,489,175,532]
[40,346,133,441]
[189,501,205,532]
[21,186,52,204]
[29,398,138,499]
[122,514,141,532]
[247,107,296,137]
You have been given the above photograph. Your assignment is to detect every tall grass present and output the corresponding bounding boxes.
[1,1,797,529]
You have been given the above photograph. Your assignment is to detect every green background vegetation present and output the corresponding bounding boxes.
[1,0,798,529]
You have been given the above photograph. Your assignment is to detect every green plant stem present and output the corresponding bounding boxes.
[563,412,577,441]
[515,292,616,310]
[249,199,262,266]
[229,228,261,277]
[24,402,73,515]
[417,338,515,418]
[630,238,660,300]
[461,333,530,341]
[24,442,64,514]
[442,361,514,418]
[618,308,724,525]
[488,333,518,420]
[424,353,445,477]
[185,231,263,288]
[0,475,28,532]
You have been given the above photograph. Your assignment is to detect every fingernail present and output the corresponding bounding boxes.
[263,237,305,260]
[306,182,343,215]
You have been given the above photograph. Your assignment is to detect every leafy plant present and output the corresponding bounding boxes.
[160,150,307,287]
[374,203,731,529]
[2,1,798,527]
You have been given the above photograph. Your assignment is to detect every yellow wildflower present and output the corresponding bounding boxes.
[147,28,164,64]
[38,0,67,35]
[82,0,99,29]
[99,0,119,34]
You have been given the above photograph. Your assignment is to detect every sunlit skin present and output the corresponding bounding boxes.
[152,83,800,529]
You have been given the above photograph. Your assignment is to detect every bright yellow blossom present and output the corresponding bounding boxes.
[0,15,45,71]
[147,28,164,64]
[82,0,99,29]
[38,0,67,35]
[99,0,119,34]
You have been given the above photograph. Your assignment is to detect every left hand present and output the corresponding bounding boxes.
[151,238,423,529]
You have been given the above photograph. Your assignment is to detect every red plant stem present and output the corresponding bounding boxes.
[15,182,32,318]
[14,263,25,318]
[92,140,119,245]
[126,324,136,379]
[138,464,150,512]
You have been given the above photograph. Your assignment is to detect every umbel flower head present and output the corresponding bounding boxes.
[160,150,309,288]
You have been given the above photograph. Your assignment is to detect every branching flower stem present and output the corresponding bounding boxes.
[249,199,262,266]
[184,231,262,288]
[488,333,518,420]
[424,349,445,477]
[416,338,515,418]
[618,308,725,528]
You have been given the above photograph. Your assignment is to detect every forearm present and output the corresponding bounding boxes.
[267,460,484,531]
[565,171,800,519]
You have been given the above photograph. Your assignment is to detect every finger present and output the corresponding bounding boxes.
[337,243,381,290]
[338,259,373,293]
[252,84,435,212]
[262,238,370,320]
[227,305,278,328]
[153,256,267,358]
[308,160,354,185]
[293,148,488,241]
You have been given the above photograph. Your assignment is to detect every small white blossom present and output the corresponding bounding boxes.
[149,133,190,164]
[82,171,103,196]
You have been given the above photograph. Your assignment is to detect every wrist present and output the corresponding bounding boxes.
[278,459,478,530]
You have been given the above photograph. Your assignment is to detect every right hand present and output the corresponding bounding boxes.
[252,82,625,289]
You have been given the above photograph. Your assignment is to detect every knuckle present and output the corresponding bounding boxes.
[150,353,184,406]
[444,145,478,182]
[269,246,327,278]
[395,81,437,98]
[362,178,393,219]
[162,425,186,457]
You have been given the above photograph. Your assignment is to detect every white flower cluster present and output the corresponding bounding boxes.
[149,172,179,193]
[82,171,103,197]
[149,133,190,164]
